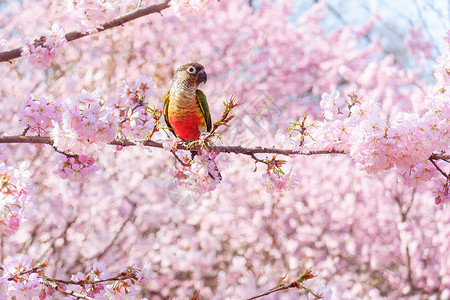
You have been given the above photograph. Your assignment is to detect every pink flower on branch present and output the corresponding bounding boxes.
[260,170,297,194]
[0,162,30,235]
[51,90,118,155]
[434,179,450,205]
[169,0,210,18]
[117,76,159,139]
[53,154,100,183]
[69,0,116,33]
[19,95,62,136]
[22,24,67,69]
[3,256,40,299]
[169,150,221,194]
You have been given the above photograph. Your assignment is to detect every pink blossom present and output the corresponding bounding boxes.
[53,155,101,182]
[3,255,32,275]
[136,263,151,285]
[22,23,66,68]
[51,90,118,155]
[19,95,62,136]
[405,26,432,59]
[320,90,349,120]
[8,273,40,298]
[169,0,209,18]
[92,262,109,280]
[162,138,183,152]
[117,77,158,139]
[276,133,301,149]
[0,162,30,235]
[170,151,221,193]
[71,271,87,282]
[434,179,450,205]
[309,284,333,300]
[260,170,297,194]
[69,0,116,33]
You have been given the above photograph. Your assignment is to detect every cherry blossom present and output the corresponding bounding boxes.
[22,24,67,69]
[19,95,62,136]
[0,162,30,235]
[51,90,118,155]
[53,154,101,182]
[169,150,221,193]
[69,0,116,33]
[0,0,448,299]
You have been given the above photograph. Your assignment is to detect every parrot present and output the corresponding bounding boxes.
[163,62,211,141]
[163,62,221,180]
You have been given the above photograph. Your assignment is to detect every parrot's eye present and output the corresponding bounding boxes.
[187,66,197,74]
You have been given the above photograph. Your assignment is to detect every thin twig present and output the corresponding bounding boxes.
[171,151,190,167]
[0,1,171,63]
[429,158,449,179]
[245,283,297,300]
[245,280,321,300]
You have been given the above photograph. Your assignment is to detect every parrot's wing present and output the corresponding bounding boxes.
[196,89,212,132]
[163,90,176,136]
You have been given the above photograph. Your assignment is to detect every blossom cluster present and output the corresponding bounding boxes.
[300,52,450,203]
[69,0,116,33]
[169,0,209,18]
[1,256,39,299]
[18,95,62,136]
[116,76,158,139]
[53,154,100,183]
[22,24,67,69]
[51,89,118,155]
[307,284,333,300]
[69,263,150,298]
[169,150,221,194]
[0,162,30,235]
[405,26,432,59]
[0,256,151,299]
[260,170,297,194]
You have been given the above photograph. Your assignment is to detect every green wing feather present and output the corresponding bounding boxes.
[196,89,212,132]
[162,90,176,136]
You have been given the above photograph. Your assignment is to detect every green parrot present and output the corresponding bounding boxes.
[163,62,221,181]
[163,62,211,141]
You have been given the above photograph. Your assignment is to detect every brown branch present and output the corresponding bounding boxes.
[43,271,137,286]
[51,287,95,300]
[0,135,345,157]
[245,280,321,300]
[429,157,449,179]
[0,0,171,63]
[245,283,298,300]
[1,135,450,161]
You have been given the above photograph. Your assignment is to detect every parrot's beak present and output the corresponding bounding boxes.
[196,69,207,85]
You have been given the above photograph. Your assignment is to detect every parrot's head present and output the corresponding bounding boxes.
[173,62,207,89]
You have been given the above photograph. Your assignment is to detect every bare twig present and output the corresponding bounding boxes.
[0,1,171,63]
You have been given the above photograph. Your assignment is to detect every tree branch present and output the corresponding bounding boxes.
[0,0,171,63]
[0,135,344,157]
[245,283,297,300]
[1,135,450,161]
